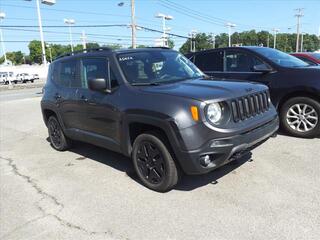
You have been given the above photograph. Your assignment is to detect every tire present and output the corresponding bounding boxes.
[132,132,179,192]
[47,116,71,151]
[14,81,17,84]
[280,97,320,138]
[31,80,34,83]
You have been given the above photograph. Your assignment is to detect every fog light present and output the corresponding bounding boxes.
[199,155,212,167]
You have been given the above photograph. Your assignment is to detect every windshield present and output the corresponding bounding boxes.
[253,47,309,67]
[117,50,203,84]
[311,53,320,60]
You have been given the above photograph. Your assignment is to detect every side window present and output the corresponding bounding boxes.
[59,60,77,87]
[194,51,223,72]
[295,56,316,66]
[81,58,109,89]
[225,51,264,72]
[110,69,119,88]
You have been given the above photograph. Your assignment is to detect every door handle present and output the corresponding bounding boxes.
[54,93,62,100]
[81,95,88,102]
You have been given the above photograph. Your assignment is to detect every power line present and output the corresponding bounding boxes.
[158,0,225,27]
[0,3,131,18]
[1,27,160,40]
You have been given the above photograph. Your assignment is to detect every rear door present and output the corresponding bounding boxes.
[55,59,81,130]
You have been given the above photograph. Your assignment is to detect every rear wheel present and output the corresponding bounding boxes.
[31,80,34,83]
[132,133,179,192]
[280,97,320,138]
[47,116,71,151]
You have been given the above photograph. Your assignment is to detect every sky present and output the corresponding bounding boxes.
[0,0,319,54]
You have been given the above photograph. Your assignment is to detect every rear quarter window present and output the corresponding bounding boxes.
[194,51,223,72]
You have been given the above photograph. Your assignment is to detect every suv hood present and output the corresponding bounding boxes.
[140,78,267,102]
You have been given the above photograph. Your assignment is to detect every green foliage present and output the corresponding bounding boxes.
[180,33,213,54]
[179,31,320,54]
[168,39,175,49]
[28,40,43,64]
[0,51,24,65]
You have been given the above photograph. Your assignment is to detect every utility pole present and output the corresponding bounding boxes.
[0,12,7,64]
[46,44,52,62]
[267,33,270,48]
[272,28,279,49]
[210,32,215,49]
[226,23,236,47]
[64,19,75,52]
[80,30,87,51]
[155,13,173,47]
[295,8,304,52]
[300,32,304,52]
[189,30,197,52]
[36,0,47,67]
[131,0,136,49]
[25,0,56,67]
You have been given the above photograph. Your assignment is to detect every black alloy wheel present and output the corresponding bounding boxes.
[136,141,166,184]
[132,133,179,192]
[48,116,71,151]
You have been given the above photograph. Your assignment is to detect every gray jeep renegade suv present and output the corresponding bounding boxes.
[41,47,279,192]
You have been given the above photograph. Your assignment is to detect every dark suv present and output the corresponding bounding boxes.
[41,47,279,192]
[186,47,320,138]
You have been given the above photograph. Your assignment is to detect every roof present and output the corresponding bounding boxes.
[54,47,172,61]
[186,46,268,55]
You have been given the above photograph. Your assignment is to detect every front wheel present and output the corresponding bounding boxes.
[280,97,320,138]
[47,116,71,151]
[132,133,179,192]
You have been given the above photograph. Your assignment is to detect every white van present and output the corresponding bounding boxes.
[0,72,16,85]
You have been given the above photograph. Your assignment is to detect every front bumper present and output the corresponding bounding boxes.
[176,117,279,175]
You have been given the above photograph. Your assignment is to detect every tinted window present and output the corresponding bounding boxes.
[110,69,119,88]
[59,60,77,87]
[311,53,320,60]
[194,51,223,72]
[225,51,264,72]
[81,58,109,89]
[295,56,317,66]
[253,47,308,67]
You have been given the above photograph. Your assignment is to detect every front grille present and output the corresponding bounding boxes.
[231,91,270,122]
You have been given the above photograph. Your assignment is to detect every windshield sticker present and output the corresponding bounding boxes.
[119,56,134,61]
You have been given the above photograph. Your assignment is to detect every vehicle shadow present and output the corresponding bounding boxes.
[51,139,253,192]
[276,129,320,139]
[175,153,252,191]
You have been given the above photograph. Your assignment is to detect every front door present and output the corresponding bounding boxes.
[221,50,272,86]
[79,57,120,145]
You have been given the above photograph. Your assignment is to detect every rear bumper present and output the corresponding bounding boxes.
[176,117,279,175]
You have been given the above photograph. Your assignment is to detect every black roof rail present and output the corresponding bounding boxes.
[145,46,171,49]
[54,47,112,61]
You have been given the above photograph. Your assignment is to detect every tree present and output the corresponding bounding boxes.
[179,30,320,54]
[168,39,175,49]
[179,33,212,54]
[0,51,24,65]
[28,40,43,64]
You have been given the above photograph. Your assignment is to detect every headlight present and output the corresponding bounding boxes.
[206,103,223,124]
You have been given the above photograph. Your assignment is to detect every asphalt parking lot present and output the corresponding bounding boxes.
[0,88,319,240]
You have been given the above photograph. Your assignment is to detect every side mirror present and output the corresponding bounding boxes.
[253,64,272,73]
[88,78,110,92]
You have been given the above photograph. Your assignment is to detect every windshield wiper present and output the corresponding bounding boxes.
[202,74,219,80]
[131,82,161,86]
